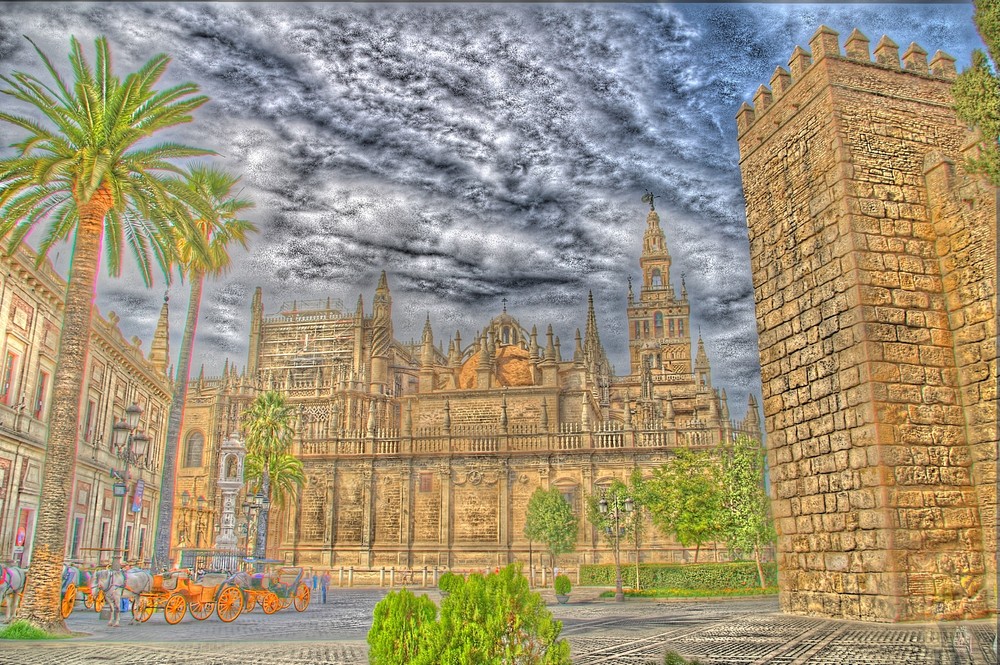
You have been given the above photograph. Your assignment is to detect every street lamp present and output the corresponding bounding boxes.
[110,402,148,571]
[252,488,271,568]
[598,492,634,602]
[179,488,210,548]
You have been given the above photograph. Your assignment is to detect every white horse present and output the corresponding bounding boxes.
[0,565,26,623]
[90,568,153,627]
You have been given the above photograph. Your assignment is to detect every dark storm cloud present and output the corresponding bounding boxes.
[0,2,982,418]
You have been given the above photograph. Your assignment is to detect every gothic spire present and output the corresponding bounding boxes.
[149,292,170,376]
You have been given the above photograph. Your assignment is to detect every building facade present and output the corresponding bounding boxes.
[0,246,172,568]
[175,204,761,570]
[737,27,996,621]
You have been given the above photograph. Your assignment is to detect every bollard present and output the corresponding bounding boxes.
[348,566,354,587]
[422,566,428,587]
[541,566,547,587]
[339,566,344,587]
[390,567,395,587]
[379,567,385,587]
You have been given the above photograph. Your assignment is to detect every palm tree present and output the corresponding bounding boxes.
[241,391,300,562]
[0,36,211,633]
[244,451,305,510]
[151,165,256,572]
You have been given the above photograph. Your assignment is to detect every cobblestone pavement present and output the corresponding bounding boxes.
[0,589,995,664]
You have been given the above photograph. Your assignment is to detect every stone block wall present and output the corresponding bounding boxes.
[737,26,996,621]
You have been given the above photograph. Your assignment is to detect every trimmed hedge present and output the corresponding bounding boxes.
[579,562,777,589]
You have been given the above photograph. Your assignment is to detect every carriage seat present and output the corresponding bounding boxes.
[154,571,184,591]
[199,573,228,588]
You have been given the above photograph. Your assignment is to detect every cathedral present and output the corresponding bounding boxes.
[172,202,761,570]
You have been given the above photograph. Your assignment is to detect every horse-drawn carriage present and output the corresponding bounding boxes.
[132,569,243,624]
[60,565,105,618]
[241,567,310,614]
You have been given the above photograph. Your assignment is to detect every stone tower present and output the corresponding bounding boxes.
[627,202,692,376]
[737,26,996,621]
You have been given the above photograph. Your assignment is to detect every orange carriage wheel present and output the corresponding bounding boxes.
[163,593,187,625]
[61,583,76,619]
[293,583,310,612]
[278,594,292,610]
[83,590,94,610]
[243,591,257,612]
[93,590,105,613]
[189,600,214,621]
[215,586,243,623]
[261,591,281,615]
[132,596,154,623]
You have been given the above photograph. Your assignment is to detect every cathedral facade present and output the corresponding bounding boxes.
[174,205,760,569]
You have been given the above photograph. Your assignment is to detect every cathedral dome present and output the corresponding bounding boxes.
[458,344,534,389]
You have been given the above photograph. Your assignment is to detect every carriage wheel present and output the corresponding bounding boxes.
[132,596,154,624]
[189,600,214,621]
[243,591,257,612]
[93,590,105,613]
[293,583,310,612]
[83,592,94,610]
[261,591,281,615]
[279,595,292,610]
[61,584,76,619]
[216,586,243,623]
[163,593,187,625]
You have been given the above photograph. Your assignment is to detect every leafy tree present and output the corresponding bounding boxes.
[368,564,570,665]
[718,435,776,588]
[152,165,256,571]
[242,390,301,559]
[0,35,210,632]
[953,0,1000,185]
[523,487,578,574]
[642,450,724,563]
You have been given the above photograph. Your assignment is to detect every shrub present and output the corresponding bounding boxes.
[370,564,571,664]
[368,589,439,665]
[579,561,777,590]
[437,571,464,595]
[664,650,702,665]
[0,621,69,640]
[554,575,571,595]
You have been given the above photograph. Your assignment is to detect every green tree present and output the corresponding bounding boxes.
[642,450,724,563]
[152,165,256,571]
[523,487,578,574]
[368,564,571,665]
[0,35,210,632]
[718,435,776,588]
[242,391,301,559]
[953,0,1000,185]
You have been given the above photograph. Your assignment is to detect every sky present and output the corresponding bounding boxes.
[0,2,984,421]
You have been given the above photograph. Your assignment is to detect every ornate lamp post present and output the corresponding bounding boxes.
[179,489,209,548]
[110,402,149,571]
[598,492,634,602]
[252,487,271,566]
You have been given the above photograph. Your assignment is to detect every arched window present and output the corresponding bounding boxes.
[651,269,662,288]
[669,319,675,337]
[678,320,684,336]
[502,327,510,344]
[183,431,204,468]
[654,312,663,335]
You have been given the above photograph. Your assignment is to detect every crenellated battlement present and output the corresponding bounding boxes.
[736,25,957,136]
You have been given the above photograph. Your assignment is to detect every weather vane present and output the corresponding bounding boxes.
[641,191,659,211]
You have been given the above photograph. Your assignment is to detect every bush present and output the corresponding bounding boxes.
[437,571,464,595]
[368,589,439,665]
[370,564,571,664]
[579,562,777,590]
[664,650,702,665]
[554,575,571,595]
[0,621,69,640]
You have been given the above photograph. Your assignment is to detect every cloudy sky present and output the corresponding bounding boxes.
[0,2,983,420]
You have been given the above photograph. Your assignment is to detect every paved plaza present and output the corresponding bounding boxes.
[0,589,995,664]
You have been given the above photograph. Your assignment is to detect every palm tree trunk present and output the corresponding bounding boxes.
[16,193,109,633]
[152,271,204,572]
[755,547,766,589]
